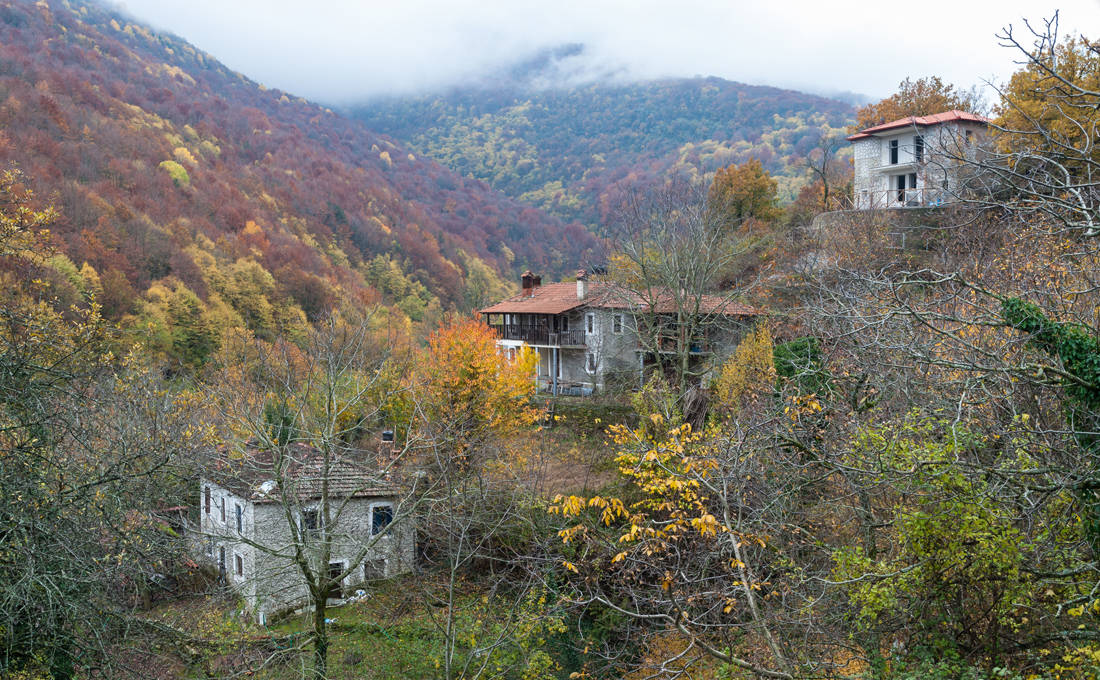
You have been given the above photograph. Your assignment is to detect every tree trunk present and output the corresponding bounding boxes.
[312,593,329,679]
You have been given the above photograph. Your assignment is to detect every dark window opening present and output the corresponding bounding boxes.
[915,135,924,162]
[218,547,226,578]
[235,554,243,576]
[381,429,395,444]
[895,175,906,203]
[908,173,917,189]
[204,486,210,515]
[372,504,393,535]
[613,314,623,334]
[302,509,321,537]
[235,504,243,533]
[327,562,344,599]
[585,314,594,334]
[219,499,225,523]
[586,353,597,372]
[889,139,899,164]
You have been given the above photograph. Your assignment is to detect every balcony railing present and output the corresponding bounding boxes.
[855,188,952,210]
[489,325,586,347]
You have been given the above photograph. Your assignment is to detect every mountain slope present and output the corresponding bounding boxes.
[351,67,855,227]
[0,0,600,337]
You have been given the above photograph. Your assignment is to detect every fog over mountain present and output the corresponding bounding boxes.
[112,0,1100,105]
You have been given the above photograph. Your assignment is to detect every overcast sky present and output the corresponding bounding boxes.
[112,0,1100,105]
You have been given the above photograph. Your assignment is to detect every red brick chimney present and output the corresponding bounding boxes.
[521,271,541,298]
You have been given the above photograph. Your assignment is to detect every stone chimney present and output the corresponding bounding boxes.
[576,269,588,300]
[521,271,541,298]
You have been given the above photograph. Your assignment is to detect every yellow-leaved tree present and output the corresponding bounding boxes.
[713,322,776,417]
[550,416,794,680]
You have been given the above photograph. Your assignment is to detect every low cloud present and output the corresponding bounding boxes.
[112,0,1100,104]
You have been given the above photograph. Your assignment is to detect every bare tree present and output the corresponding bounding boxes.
[606,177,757,403]
[950,13,1100,236]
[205,313,425,679]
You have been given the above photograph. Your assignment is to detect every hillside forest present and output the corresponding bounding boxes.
[2,2,1100,680]
[352,54,854,229]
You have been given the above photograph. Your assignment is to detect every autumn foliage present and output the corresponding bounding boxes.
[0,0,601,367]
[417,319,539,446]
[851,76,983,130]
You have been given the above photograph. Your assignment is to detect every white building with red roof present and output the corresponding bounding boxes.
[479,270,760,395]
[847,110,988,209]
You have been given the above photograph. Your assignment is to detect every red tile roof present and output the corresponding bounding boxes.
[479,282,588,315]
[846,109,989,141]
[479,281,759,317]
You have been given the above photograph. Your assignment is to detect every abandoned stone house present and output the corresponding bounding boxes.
[197,443,414,624]
[847,109,988,209]
[479,270,759,394]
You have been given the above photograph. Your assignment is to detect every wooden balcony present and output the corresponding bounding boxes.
[489,324,586,348]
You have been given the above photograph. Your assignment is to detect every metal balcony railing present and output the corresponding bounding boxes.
[489,325,586,347]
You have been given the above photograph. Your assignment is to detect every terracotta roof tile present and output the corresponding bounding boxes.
[479,280,760,317]
[479,282,587,315]
[846,109,989,141]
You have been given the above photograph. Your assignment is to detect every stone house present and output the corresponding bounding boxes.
[479,271,759,394]
[847,110,988,209]
[197,444,414,624]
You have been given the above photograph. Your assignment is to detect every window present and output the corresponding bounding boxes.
[964,129,973,144]
[302,508,321,537]
[218,547,225,576]
[235,504,243,533]
[585,314,594,334]
[363,559,386,581]
[586,353,598,373]
[613,314,624,334]
[204,486,210,515]
[895,174,906,203]
[327,562,344,599]
[219,498,225,523]
[371,504,393,535]
[559,316,569,332]
[889,139,899,164]
[235,554,243,576]
[914,135,924,162]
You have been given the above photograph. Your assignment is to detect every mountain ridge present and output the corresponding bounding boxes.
[351,69,856,227]
[0,0,601,341]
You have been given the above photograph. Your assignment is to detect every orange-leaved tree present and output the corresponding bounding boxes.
[417,317,539,461]
[708,158,781,225]
[413,320,553,680]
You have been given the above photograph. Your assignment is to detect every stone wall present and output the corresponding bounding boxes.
[196,480,415,624]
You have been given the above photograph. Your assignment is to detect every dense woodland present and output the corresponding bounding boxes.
[352,58,853,229]
[2,2,1100,680]
[0,0,602,367]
